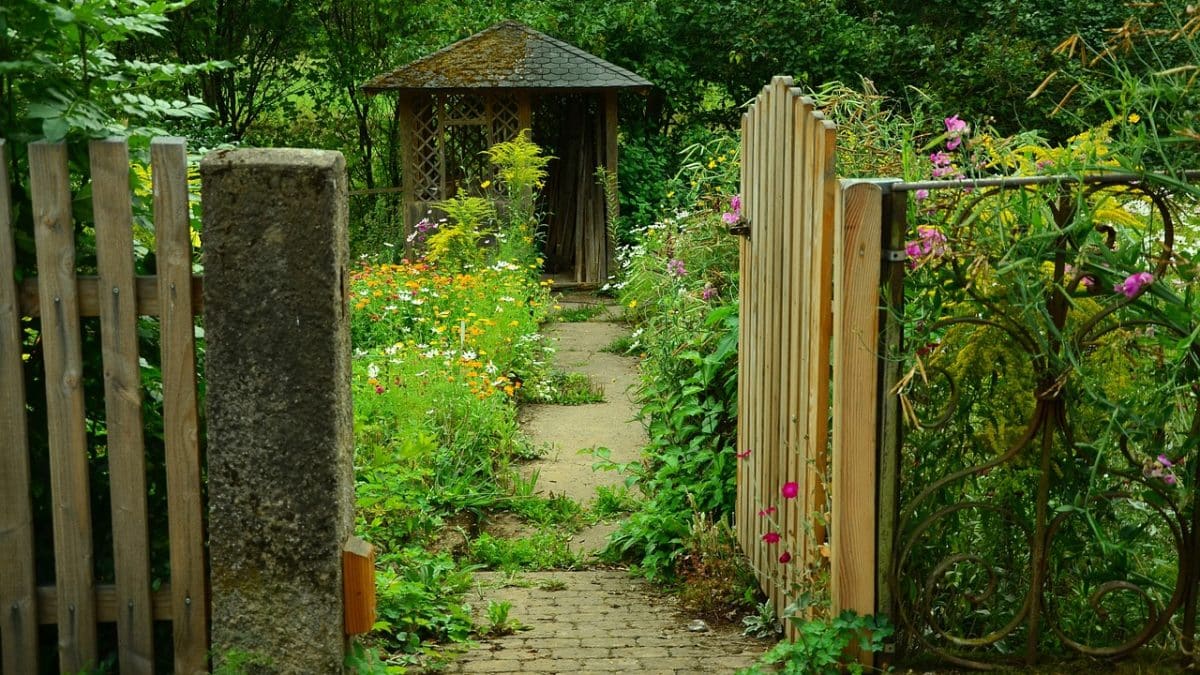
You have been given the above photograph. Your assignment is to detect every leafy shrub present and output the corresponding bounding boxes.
[740,611,893,675]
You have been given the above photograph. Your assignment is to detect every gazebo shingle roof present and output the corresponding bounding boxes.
[362,20,652,94]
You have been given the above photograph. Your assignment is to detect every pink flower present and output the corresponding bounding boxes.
[945,115,968,135]
[722,211,739,224]
[1159,454,1173,468]
[1165,474,1178,486]
[736,448,751,460]
[702,284,717,301]
[667,258,687,277]
[781,481,799,499]
[930,151,951,166]
[374,385,385,395]
[915,189,930,201]
[946,136,963,151]
[762,531,781,544]
[1114,271,1154,298]
[779,551,792,564]
[730,194,742,212]
[757,506,777,517]
[932,166,953,178]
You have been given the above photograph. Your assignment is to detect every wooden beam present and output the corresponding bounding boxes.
[36,586,174,625]
[18,275,204,317]
[343,537,376,635]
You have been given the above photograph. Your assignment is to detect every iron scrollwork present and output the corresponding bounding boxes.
[888,180,1200,669]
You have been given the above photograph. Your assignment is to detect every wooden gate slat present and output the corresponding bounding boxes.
[781,90,804,607]
[29,140,99,673]
[830,181,884,618]
[91,138,155,674]
[737,112,750,551]
[751,86,768,584]
[0,139,40,675]
[152,138,209,675]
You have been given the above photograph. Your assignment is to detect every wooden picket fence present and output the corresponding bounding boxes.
[0,138,208,674]
[735,77,885,631]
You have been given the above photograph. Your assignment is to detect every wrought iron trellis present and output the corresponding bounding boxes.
[879,171,1200,669]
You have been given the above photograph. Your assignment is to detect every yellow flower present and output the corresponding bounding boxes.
[481,180,492,188]
[707,160,716,169]
[1128,113,1141,124]
[718,155,727,163]
[628,299,637,308]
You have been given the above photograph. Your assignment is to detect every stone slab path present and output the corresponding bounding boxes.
[444,295,769,674]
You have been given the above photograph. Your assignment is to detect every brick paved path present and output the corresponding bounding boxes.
[441,298,770,674]
[446,572,766,674]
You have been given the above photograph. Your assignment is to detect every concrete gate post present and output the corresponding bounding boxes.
[200,149,353,673]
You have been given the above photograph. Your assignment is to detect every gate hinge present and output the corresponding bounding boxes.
[729,218,751,238]
[883,249,907,262]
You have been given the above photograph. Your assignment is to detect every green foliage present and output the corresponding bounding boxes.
[425,194,497,269]
[0,0,220,142]
[601,200,742,580]
[590,485,641,518]
[553,304,605,322]
[521,370,604,405]
[467,531,582,571]
[373,550,476,653]
[740,611,894,675]
[741,602,782,640]
[479,600,525,637]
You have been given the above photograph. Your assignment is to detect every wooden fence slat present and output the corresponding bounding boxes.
[29,140,99,673]
[806,110,833,564]
[0,139,40,675]
[737,111,750,550]
[830,181,884,619]
[751,87,768,584]
[18,275,205,318]
[812,120,838,558]
[781,90,804,612]
[91,138,155,674]
[152,137,208,675]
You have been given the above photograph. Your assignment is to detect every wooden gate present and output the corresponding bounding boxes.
[0,138,208,674]
[735,77,887,629]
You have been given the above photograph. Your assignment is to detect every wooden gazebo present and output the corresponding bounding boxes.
[363,20,652,284]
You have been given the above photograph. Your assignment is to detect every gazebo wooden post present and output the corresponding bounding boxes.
[517,93,533,135]
[397,95,415,239]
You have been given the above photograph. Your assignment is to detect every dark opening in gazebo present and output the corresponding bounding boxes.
[362,20,652,285]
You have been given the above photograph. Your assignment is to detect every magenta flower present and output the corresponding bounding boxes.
[1158,454,1173,468]
[667,258,687,277]
[762,531,781,544]
[947,137,963,151]
[374,385,385,395]
[930,151,951,166]
[702,283,717,301]
[915,189,930,201]
[945,115,968,134]
[730,194,742,212]
[932,166,953,178]
[1165,474,1179,486]
[781,481,799,499]
[779,551,792,564]
[1114,271,1154,298]
[757,506,777,517]
[722,211,739,225]
[906,226,947,262]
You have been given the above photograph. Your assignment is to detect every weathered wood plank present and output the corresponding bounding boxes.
[780,88,804,612]
[91,138,155,674]
[29,140,98,672]
[36,585,174,625]
[0,139,40,675]
[19,275,205,317]
[830,181,883,621]
[737,111,750,552]
[152,138,208,675]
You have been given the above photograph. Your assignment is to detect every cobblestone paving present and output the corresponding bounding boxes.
[445,571,768,674]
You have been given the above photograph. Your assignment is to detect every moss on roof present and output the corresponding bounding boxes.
[362,20,652,94]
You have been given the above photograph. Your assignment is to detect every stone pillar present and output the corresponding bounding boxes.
[201,149,353,674]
